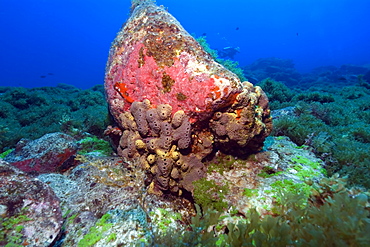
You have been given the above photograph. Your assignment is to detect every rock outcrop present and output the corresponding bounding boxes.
[104,0,272,195]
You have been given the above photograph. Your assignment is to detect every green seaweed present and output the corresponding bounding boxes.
[152,204,220,246]
[192,178,229,211]
[257,166,282,178]
[268,179,312,207]
[270,84,370,188]
[243,188,258,197]
[0,211,31,246]
[216,58,247,82]
[207,154,238,175]
[258,78,294,109]
[0,85,111,152]
[0,149,13,159]
[195,36,218,59]
[153,189,370,246]
[77,136,112,156]
[78,213,113,247]
[152,208,182,232]
[106,233,117,243]
[67,213,78,224]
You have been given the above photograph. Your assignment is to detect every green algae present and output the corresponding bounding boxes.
[243,188,258,197]
[267,82,370,188]
[154,190,370,246]
[0,149,13,159]
[193,178,229,211]
[0,210,31,246]
[257,166,283,178]
[150,208,182,232]
[77,136,112,156]
[0,85,110,152]
[206,154,238,175]
[78,213,113,247]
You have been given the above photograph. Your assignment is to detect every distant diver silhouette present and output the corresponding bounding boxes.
[218,46,240,59]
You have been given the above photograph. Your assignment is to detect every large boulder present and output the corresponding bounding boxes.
[4,132,78,174]
[104,0,272,196]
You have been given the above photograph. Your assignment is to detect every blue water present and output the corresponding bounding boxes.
[0,0,369,89]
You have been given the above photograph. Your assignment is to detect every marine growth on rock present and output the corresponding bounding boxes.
[104,0,272,196]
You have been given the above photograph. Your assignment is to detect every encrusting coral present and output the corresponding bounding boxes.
[104,0,272,196]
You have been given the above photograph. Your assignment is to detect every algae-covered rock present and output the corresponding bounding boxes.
[0,160,63,246]
[4,132,78,174]
[197,136,327,214]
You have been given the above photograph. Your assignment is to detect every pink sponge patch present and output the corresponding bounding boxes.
[106,42,218,116]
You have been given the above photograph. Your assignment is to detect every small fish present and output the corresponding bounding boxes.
[236,27,239,30]
[40,75,46,78]
[114,82,135,103]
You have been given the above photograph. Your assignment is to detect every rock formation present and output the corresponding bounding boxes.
[104,0,272,195]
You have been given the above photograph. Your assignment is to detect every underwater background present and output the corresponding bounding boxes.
[1,0,370,246]
[1,0,369,88]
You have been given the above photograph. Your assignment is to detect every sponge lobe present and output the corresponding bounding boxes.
[209,83,272,155]
[157,104,172,120]
[173,115,191,149]
[130,101,151,136]
[146,109,161,134]
[116,100,205,196]
[172,110,185,128]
